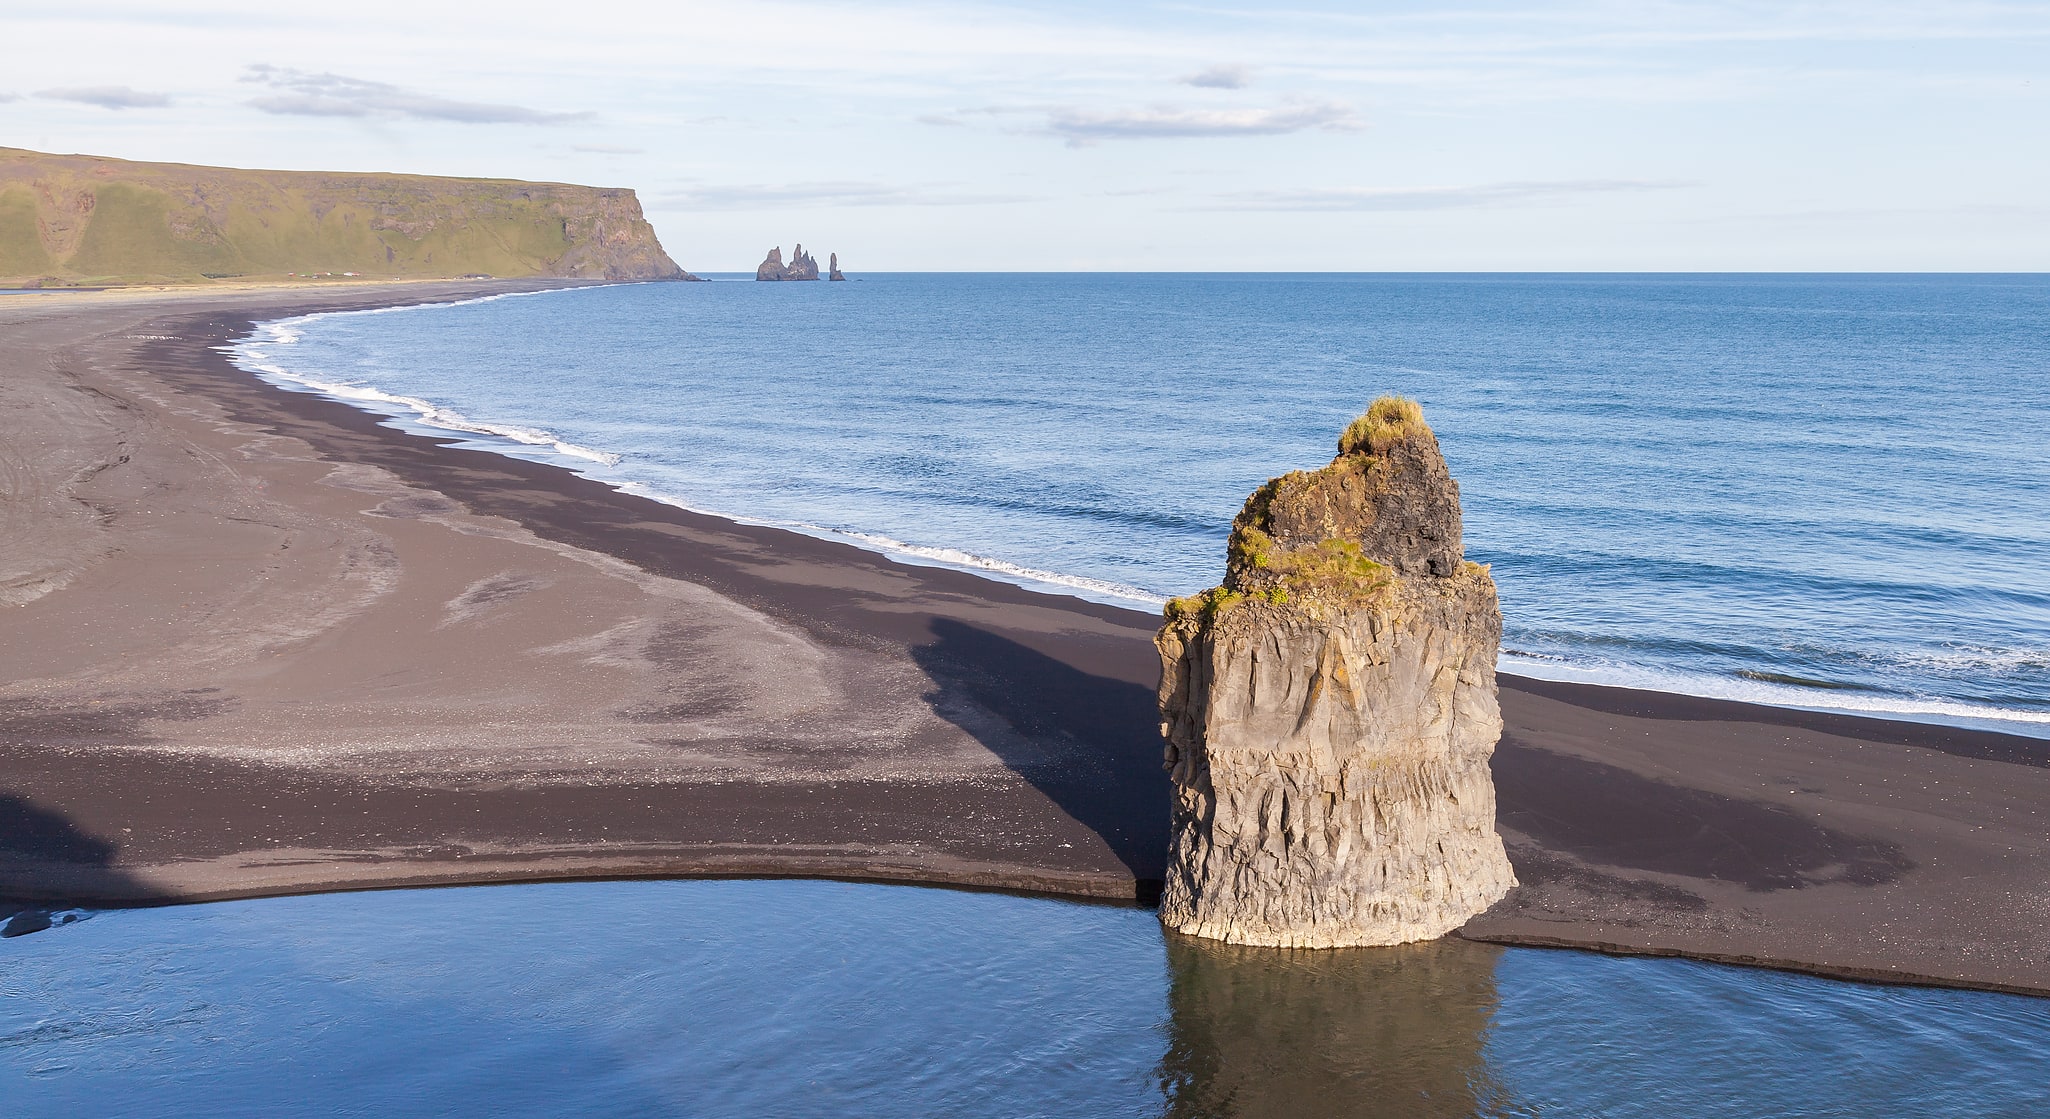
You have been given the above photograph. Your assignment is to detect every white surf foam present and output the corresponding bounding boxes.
[612,483,1170,609]
[1501,652,2050,736]
[233,315,622,467]
[837,530,1168,607]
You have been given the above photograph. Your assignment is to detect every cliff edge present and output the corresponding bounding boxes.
[0,147,692,286]
[1156,397,1516,948]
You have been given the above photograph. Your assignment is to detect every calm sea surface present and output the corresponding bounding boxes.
[6,880,2049,1118]
[234,274,2050,733]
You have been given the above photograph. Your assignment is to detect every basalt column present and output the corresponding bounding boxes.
[1156,397,1516,948]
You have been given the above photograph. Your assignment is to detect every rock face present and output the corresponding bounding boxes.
[0,146,692,286]
[756,243,821,281]
[828,252,845,281]
[1156,396,1516,948]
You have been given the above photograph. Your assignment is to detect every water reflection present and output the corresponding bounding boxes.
[7,881,2048,1118]
[1160,932,1515,1118]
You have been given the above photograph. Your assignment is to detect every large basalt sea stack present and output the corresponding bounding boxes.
[1157,397,1515,948]
[756,243,822,280]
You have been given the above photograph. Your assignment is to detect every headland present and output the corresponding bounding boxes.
[0,147,692,287]
[1,283,2045,996]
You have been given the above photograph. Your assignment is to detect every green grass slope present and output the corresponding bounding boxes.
[0,147,686,286]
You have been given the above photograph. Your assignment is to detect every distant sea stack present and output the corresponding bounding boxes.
[828,252,844,281]
[0,147,696,287]
[1156,397,1516,948]
[756,243,836,281]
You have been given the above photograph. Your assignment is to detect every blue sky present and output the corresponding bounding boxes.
[2,1,2045,271]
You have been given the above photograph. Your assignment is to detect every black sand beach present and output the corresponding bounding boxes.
[2,284,2045,995]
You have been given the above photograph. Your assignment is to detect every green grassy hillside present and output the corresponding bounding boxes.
[0,147,687,287]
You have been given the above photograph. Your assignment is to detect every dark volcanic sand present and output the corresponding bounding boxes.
[2,285,2045,996]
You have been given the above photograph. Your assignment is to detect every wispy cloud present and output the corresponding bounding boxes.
[0,92,17,104]
[1182,64,1251,90]
[1207,180,1690,211]
[241,65,590,125]
[37,85,171,110]
[1044,99,1359,144]
[662,181,1034,209]
[572,144,644,154]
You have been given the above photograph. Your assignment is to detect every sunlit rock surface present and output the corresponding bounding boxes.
[1157,397,1516,948]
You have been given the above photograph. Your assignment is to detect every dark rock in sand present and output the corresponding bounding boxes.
[2,908,53,937]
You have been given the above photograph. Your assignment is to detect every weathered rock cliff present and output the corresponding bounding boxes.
[1156,397,1515,948]
[0,147,691,286]
[756,243,821,281]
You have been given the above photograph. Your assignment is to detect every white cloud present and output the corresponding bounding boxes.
[37,85,171,109]
[1207,180,1690,211]
[242,64,590,124]
[1182,64,1251,90]
[661,180,1035,209]
[1044,100,1360,144]
[572,144,644,154]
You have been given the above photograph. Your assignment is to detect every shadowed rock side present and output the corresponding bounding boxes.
[0,146,691,286]
[1157,397,1516,948]
[756,244,822,280]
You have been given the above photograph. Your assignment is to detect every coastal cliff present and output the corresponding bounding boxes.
[0,147,693,286]
[1156,397,1516,948]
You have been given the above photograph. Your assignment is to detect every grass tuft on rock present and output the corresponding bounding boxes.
[1338,395,1428,456]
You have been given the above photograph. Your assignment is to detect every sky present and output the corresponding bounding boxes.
[2,1,2045,271]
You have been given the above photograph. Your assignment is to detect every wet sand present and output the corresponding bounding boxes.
[2,284,2045,995]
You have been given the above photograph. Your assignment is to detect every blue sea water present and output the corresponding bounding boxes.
[233,274,2050,733]
[6,881,2049,1118]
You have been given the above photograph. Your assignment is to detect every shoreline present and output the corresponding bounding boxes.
[3,284,2047,997]
[226,284,2050,740]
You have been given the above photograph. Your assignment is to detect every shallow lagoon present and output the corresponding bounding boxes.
[5,880,2046,1117]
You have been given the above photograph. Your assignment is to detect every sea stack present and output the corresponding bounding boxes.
[828,252,845,281]
[1156,397,1516,948]
[755,244,821,280]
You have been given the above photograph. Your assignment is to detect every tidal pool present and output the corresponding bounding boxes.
[4,880,2045,1117]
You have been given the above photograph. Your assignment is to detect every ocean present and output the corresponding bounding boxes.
[231,273,2050,734]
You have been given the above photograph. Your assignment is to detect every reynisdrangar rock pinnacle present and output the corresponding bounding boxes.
[1156,396,1516,948]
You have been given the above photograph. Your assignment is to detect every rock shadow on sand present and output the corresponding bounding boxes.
[910,618,1168,891]
[0,693,220,933]
[1493,737,1912,891]
[0,793,157,937]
